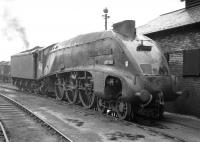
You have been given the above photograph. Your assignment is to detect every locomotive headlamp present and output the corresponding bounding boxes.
[125,61,128,67]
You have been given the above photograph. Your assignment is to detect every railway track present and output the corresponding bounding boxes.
[0,84,198,142]
[0,91,73,142]
[121,120,187,142]
[0,121,9,142]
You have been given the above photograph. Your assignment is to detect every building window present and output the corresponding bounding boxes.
[168,51,183,76]
[183,49,200,76]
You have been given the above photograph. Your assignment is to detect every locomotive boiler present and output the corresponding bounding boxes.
[11,20,180,120]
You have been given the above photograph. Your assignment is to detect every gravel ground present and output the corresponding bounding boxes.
[0,93,60,142]
[0,85,200,142]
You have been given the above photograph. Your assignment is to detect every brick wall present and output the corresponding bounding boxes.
[146,23,200,117]
[149,24,200,53]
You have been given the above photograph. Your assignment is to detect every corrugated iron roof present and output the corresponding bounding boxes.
[137,5,200,34]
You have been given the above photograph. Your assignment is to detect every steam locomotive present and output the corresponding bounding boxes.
[11,20,180,120]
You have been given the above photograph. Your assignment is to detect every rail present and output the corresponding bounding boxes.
[0,121,9,142]
[0,92,74,142]
[0,84,191,142]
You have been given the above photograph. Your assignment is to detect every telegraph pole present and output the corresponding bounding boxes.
[102,8,110,30]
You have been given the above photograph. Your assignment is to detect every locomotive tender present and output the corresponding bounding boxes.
[0,61,10,83]
[11,20,179,120]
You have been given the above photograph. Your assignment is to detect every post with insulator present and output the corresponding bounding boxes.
[102,7,110,30]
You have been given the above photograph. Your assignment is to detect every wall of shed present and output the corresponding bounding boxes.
[186,0,200,8]
[146,24,200,117]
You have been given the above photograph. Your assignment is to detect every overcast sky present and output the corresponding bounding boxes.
[0,0,184,61]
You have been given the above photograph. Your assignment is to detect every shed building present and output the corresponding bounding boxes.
[138,0,200,117]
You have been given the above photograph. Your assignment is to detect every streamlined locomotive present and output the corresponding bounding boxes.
[11,20,180,120]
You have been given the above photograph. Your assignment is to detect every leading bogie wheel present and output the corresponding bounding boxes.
[97,97,107,113]
[115,97,132,120]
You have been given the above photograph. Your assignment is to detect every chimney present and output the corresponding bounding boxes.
[113,20,136,40]
[182,0,200,8]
